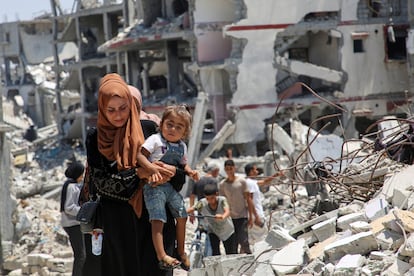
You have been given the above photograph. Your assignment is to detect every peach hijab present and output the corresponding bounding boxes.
[97,73,144,170]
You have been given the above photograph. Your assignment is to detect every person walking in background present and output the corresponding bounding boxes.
[225,148,233,160]
[219,159,253,254]
[188,161,220,257]
[244,163,284,246]
[60,161,86,276]
[138,104,199,270]
[187,184,235,255]
[189,162,220,222]
[244,162,267,245]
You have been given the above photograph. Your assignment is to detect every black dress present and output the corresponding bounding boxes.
[82,125,184,276]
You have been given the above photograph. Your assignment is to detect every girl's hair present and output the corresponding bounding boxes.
[160,104,192,139]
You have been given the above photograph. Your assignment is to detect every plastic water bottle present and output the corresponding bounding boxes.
[91,230,103,256]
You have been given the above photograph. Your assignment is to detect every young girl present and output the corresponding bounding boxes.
[60,161,86,276]
[139,105,199,270]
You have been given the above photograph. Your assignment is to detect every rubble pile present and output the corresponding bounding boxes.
[189,164,414,275]
[189,119,414,275]
[4,117,414,275]
[3,124,86,275]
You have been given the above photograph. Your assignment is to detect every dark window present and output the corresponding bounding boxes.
[386,27,407,60]
[353,39,364,53]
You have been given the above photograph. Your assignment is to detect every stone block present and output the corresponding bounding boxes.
[189,254,255,276]
[311,216,337,242]
[337,212,367,231]
[392,209,414,233]
[324,231,378,261]
[46,258,72,273]
[3,257,24,272]
[27,253,53,266]
[392,188,413,209]
[335,254,365,270]
[365,197,389,221]
[349,221,371,233]
[375,229,403,250]
[265,225,296,249]
[399,232,414,257]
[381,258,411,275]
[297,230,318,246]
[370,212,395,234]
[271,239,308,275]
[7,269,23,276]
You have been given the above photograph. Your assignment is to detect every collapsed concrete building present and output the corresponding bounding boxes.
[2,0,414,159]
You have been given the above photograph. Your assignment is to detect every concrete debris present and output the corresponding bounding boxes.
[4,114,414,275]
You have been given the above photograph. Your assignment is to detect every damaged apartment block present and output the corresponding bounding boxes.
[1,0,414,164]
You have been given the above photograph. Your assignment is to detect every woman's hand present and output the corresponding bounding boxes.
[151,161,175,184]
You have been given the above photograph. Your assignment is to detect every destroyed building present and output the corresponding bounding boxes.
[1,0,414,159]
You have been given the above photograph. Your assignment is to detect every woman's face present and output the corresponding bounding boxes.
[104,96,130,128]
[161,113,186,142]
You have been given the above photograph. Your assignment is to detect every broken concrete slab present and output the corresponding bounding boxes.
[271,239,308,275]
[311,216,337,242]
[381,258,411,276]
[375,229,404,251]
[334,254,366,275]
[324,231,378,262]
[336,212,367,231]
[392,209,414,233]
[349,221,371,233]
[265,225,296,249]
[399,232,414,257]
[365,197,389,221]
[370,212,396,234]
[382,165,414,202]
[289,209,339,238]
[189,254,255,276]
[308,234,338,261]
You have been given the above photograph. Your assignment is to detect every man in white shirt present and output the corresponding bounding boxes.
[244,163,283,245]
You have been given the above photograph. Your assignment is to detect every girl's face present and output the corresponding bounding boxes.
[104,96,130,128]
[161,113,186,143]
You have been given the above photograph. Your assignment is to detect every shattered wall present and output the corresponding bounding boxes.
[0,134,14,243]
[193,0,239,131]
[0,23,20,57]
[340,23,409,97]
[223,0,410,145]
[18,21,69,65]
[223,0,346,144]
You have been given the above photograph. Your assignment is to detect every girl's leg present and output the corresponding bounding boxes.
[176,217,190,270]
[151,220,166,260]
[175,217,187,256]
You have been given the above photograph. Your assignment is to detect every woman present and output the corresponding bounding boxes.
[83,73,183,276]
